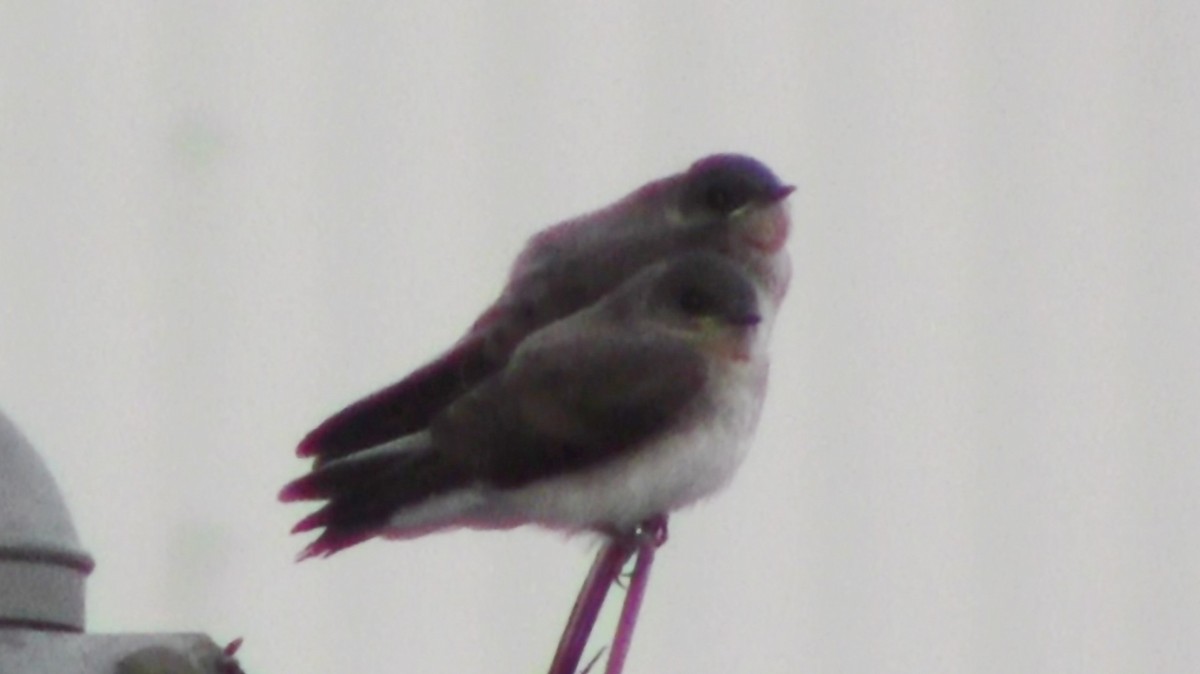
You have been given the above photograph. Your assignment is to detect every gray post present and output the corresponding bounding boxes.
[0,409,241,674]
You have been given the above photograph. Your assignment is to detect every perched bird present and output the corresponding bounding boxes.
[281,252,771,558]
[296,154,794,466]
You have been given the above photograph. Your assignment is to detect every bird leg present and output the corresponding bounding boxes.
[603,515,666,674]
[548,537,635,674]
[638,514,669,547]
[546,515,669,674]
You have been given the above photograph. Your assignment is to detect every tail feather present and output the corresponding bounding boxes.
[281,432,472,559]
[297,335,494,463]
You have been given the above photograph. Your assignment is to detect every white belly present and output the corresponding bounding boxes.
[490,358,768,532]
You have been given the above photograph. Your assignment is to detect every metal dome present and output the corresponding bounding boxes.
[0,409,94,631]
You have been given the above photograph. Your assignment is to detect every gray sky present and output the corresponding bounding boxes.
[2,2,1198,673]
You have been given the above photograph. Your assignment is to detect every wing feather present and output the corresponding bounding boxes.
[433,328,707,489]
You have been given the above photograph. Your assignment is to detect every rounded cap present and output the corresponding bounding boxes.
[0,409,94,631]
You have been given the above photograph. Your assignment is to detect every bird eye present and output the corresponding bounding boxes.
[695,176,760,216]
[677,287,713,316]
[682,155,788,218]
[703,184,738,213]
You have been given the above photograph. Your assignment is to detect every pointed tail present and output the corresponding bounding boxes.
[281,431,472,559]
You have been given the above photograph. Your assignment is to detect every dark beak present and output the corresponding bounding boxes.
[731,312,762,327]
[768,184,797,202]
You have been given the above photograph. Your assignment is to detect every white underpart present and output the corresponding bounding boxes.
[383,285,779,537]
[384,489,490,536]
[492,357,767,532]
[380,350,769,537]
[490,310,772,533]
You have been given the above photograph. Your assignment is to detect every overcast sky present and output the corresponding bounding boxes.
[2,2,1198,673]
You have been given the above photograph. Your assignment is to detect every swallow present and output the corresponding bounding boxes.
[281,251,769,558]
[296,154,793,466]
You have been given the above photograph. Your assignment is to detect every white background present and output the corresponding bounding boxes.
[2,2,1198,673]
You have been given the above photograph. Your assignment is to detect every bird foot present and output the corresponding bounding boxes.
[635,515,669,548]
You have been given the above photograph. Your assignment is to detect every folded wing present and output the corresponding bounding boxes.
[281,328,707,557]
